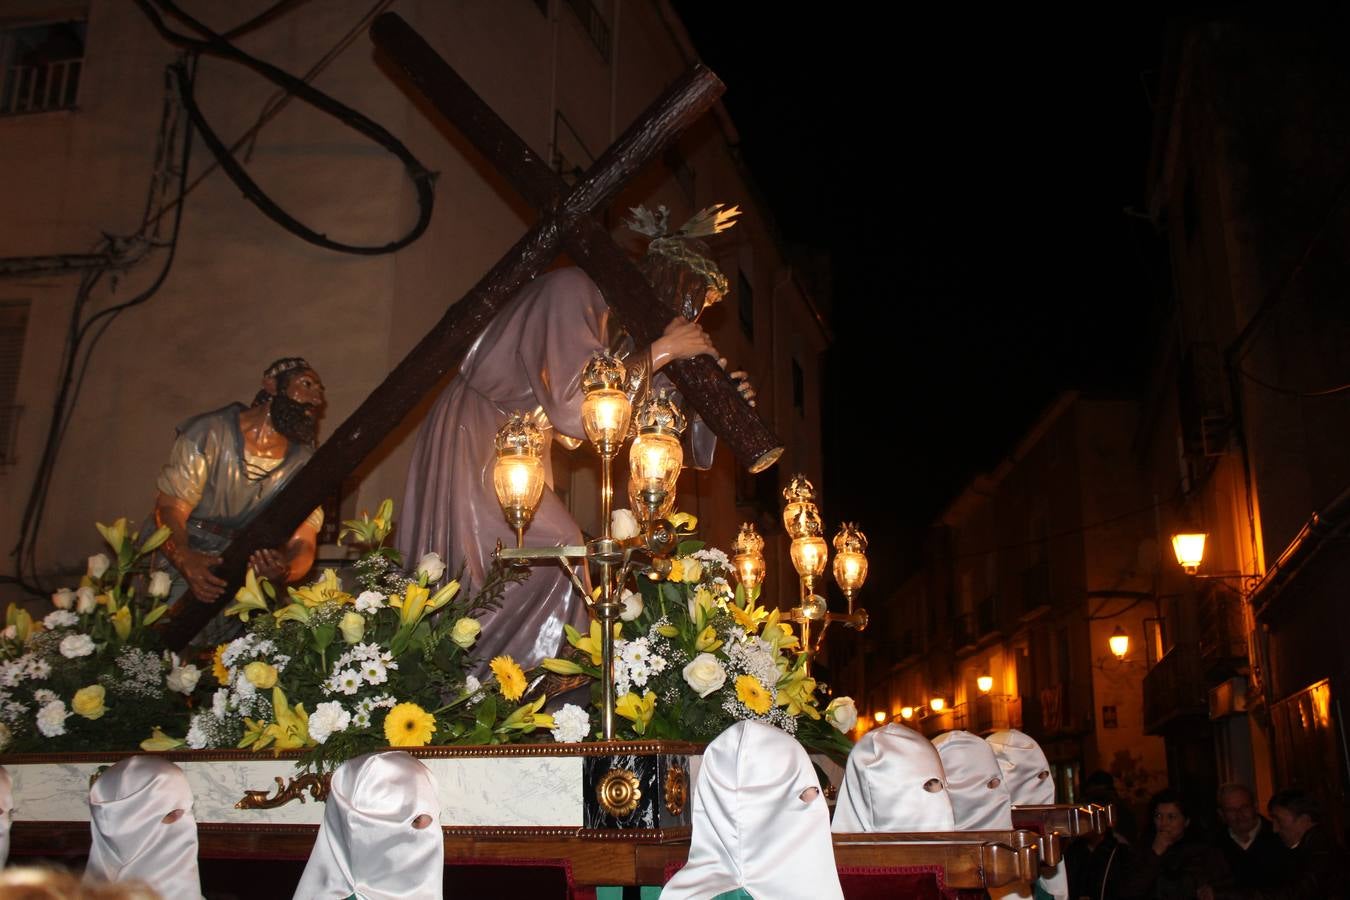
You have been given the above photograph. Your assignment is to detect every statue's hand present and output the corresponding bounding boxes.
[248,548,289,584]
[717,358,757,407]
[651,317,716,370]
[180,550,227,602]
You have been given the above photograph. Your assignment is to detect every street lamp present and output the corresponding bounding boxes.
[1171,532,1207,575]
[929,697,946,713]
[977,675,994,694]
[900,706,915,720]
[873,710,887,724]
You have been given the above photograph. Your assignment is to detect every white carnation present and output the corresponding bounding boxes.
[354,590,385,612]
[212,689,229,718]
[308,701,352,744]
[36,700,68,737]
[59,634,95,659]
[43,610,78,630]
[550,703,591,743]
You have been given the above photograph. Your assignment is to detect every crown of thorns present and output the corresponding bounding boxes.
[263,357,312,381]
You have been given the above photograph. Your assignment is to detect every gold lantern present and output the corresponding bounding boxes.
[629,389,686,521]
[492,413,546,547]
[580,353,632,540]
[731,523,767,593]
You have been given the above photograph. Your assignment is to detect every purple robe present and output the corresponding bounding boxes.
[400,269,608,673]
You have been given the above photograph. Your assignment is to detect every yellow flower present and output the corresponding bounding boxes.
[656,623,680,638]
[775,667,821,719]
[667,559,685,582]
[111,605,132,641]
[565,620,621,667]
[238,717,267,750]
[682,558,704,583]
[95,518,130,556]
[384,702,437,747]
[497,695,550,732]
[730,602,768,633]
[735,675,772,715]
[287,568,352,608]
[225,568,271,621]
[490,655,527,701]
[244,661,278,689]
[694,624,723,653]
[450,617,481,649]
[339,612,365,644]
[261,687,312,753]
[391,582,429,625]
[541,656,586,675]
[72,684,107,720]
[141,726,185,752]
[760,609,799,653]
[615,690,657,735]
[212,644,229,684]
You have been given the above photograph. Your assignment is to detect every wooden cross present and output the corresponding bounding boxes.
[162,12,784,648]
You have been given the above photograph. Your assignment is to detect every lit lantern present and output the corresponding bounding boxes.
[493,414,546,545]
[580,352,632,455]
[977,675,994,694]
[1171,532,1207,575]
[790,535,829,580]
[900,706,915,720]
[731,523,767,593]
[629,390,685,518]
[1109,626,1130,660]
[832,523,869,597]
[873,710,887,724]
[929,697,946,713]
[782,474,824,540]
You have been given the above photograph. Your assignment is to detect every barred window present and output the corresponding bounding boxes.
[0,301,30,465]
[0,20,86,116]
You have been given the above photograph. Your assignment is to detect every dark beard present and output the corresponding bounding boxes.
[270,392,320,445]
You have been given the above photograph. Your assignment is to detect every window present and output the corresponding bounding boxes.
[563,0,610,62]
[737,271,754,340]
[1,20,85,116]
[0,301,30,465]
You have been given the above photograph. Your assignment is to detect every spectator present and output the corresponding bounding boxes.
[1119,789,1231,899]
[1258,788,1346,899]
[1212,783,1290,892]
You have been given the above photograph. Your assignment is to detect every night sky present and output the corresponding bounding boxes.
[674,5,1180,593]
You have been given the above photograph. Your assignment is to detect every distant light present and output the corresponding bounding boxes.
[1109,626,1130,661]
[929,697,946,713]
[873,710,886,724]
[1171,532,1207,575]
[977,675,994,694]
[900,706,915,720]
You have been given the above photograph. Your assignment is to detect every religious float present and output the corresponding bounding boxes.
[0,12,1111,897]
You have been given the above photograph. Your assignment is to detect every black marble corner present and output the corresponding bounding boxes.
[582,752,694,830]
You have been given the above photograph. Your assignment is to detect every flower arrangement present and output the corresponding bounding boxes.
[543,514,855,760]
[150,500,561,770]
[0,519,205,752]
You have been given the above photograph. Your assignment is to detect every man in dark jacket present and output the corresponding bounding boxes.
[1263,788,1346,899]
[1213,783,1291,892]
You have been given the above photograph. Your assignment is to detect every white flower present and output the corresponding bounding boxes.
[28,658,50,679]
[693,547,731,567]
[87,554,110,579]
[550,703,591,743]
[36,700,68,737]
[619,590,643,621]
[51,588,75,610]
[415,552,446,583]
[34,688,57,704]
[167,664,201,695]
[147,570,174,599]
[825,696,858,733]
[450,617,481,649]
[186,715,210,749]
[354,590,385,612]
[682,653,727,698]
[75,587,97,614]
[308,701,352,744]
[59,634,95,659]
[212,689,229,718]
[335,669,361,695]
[360,660,388,686]
[43,610,78,630]
[351,710,370,729]
[610,508,640,541]
[464,675,481,696]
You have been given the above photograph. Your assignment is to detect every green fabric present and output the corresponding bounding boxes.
[600,887,749,900]
[712,890,753,900]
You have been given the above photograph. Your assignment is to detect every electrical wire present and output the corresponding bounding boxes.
[132,0,435,255]
[1237,364,1350,398]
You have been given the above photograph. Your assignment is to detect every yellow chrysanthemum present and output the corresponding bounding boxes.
[735,674,772,715]
[384,702,437,747]
[212,644,229,684]
[490,655,527,701]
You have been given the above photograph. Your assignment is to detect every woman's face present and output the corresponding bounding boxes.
[1154,802,1188,841]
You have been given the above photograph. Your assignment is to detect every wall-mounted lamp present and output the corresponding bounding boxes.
[1170,530,1262,592]
[929,697,946,713]
[976,675,994,694]
[1108,626,1130,661]
[873,710,887,724]
[900,706,915,720]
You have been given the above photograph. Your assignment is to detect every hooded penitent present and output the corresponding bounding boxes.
[85,756,203,900]
[987,729,1069,900]
[293,751,444,900]
[932,729,1013,830]
[662,720,844,900]
[832,722,956,833]
[0,765,11,868]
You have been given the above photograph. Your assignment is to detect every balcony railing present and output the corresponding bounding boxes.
[1198,588,1249,670]
[953,694,1023,734]
[1144,643,1208,733]
[1,58,81,116]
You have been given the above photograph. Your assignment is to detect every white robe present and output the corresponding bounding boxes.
[85,756,203,900]
[831,722,956,833]
[293,751,443,900]
[0,765,11,868]
[663,721,844,900]
[932,730,1013,830]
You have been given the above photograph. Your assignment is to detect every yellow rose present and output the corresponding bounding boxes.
[72,684,107,720]
[338,612,365,644]
[244,661,278,689]
[682,558,704,583]
[450,617,481,649]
